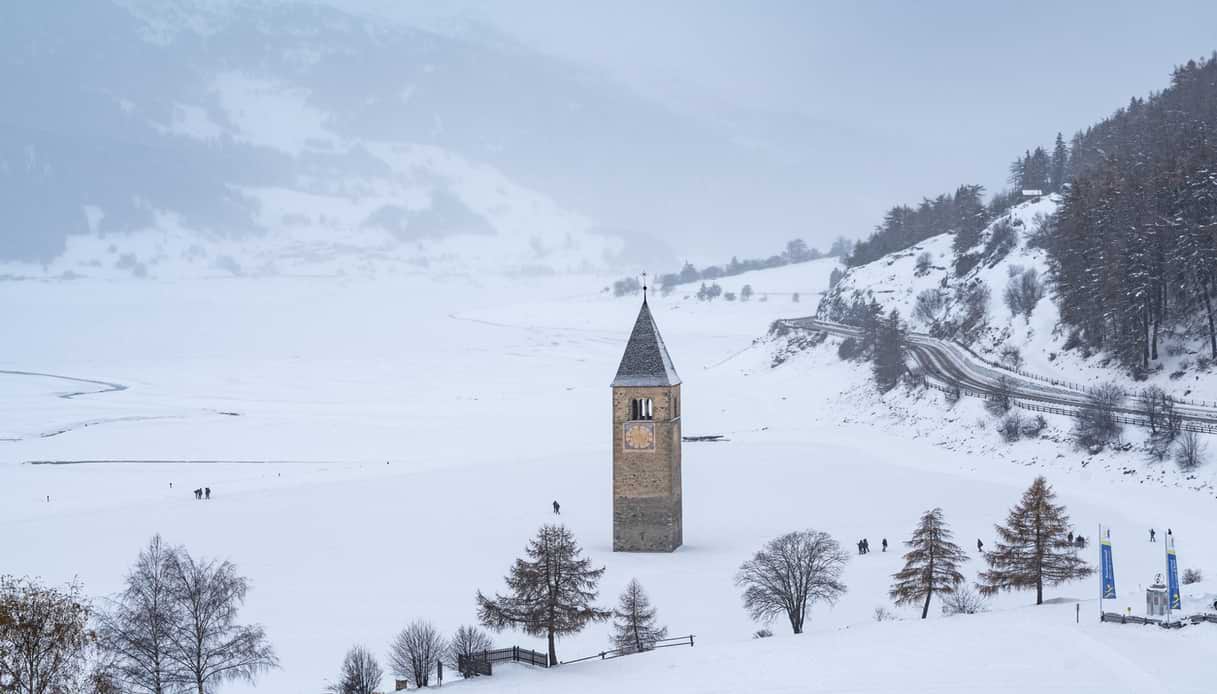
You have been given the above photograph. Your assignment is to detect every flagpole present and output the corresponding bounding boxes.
[1097,522,1102,621]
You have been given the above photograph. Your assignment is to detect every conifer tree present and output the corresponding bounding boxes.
[871,310,907,392]
[977,477,1093,604]
[889,508,968,619]
[476,525,610,665]
[1049,132,1069,192]
[610,579,668,654]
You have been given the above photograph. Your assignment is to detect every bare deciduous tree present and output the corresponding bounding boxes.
[0,576,93,694]
[445,625,493,674]
[325,645,383,694]
[96,534,184,694]
[610,579,668,654]
[986,374,1016,415]
[162,551,278,694]
[388,621,445,688]
[1074,382,1125,449]
[735,530,848,634]
[1175,430,1207,471]
[940,586,989,616]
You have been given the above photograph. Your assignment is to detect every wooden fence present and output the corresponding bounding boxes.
[458,645,550,677]
[561,635,695,665]
[922,378,1217,435]
[1101,611,1217,627]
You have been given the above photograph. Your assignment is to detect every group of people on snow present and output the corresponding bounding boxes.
[857,538,884,554]
[192,486,212,500]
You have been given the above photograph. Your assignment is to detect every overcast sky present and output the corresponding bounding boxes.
[343,0,1217,235]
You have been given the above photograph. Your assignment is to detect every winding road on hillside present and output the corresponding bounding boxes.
[780,317,1217,432]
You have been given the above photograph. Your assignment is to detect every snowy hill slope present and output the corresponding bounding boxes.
[3,270,1216,692]
[818,196,1217,403]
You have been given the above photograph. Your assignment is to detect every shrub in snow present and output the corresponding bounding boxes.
[612,277,642,297]
[941,587,990,616]
[998,412,1023,442]
[1174,430,1207,471]
[752,629,773,639]
[873,606,898,622]
[999,345,1023,370]
[954,252,981,277]
[1073,383,1124,450]
[1003,268,1044,318]
[914,252,932,276]
[983,219,1018,263]
[1181,568,1203,585]
[913,288,946,325]
[955,282,990,336]
[1007,263,1025,278]
[724,292,737,301]
[792,292,800,303]
[837,337,859,361]
[1020,414,1047,437]
[740,284,754,301]
[736,530,849,635]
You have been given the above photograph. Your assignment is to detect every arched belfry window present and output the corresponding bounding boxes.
[630,398,653,421]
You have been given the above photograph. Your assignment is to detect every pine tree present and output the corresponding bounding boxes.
[871,309,907,391]
[1049,132,1069,192]
[476,525,610,665]
[610,579,668,654]
[889,508,968,619]
[977,477,1093,604]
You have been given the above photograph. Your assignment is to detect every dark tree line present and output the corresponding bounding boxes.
[846,185,988,268]
[611,237,853,297]
[1049,55,1217,370]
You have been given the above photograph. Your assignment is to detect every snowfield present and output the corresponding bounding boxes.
[2,264,1215,692]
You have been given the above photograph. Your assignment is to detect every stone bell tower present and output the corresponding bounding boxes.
[612,291,682,552]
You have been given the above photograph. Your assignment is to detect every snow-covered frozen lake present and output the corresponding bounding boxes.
[2,269,1214,692]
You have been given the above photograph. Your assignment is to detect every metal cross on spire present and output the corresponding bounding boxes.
[641,271,648,300]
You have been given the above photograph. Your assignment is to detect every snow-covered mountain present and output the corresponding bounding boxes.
[1,0,822,278]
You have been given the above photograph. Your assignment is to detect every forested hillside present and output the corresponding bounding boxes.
[1050,56,1217,371]
[838,53,1217,376]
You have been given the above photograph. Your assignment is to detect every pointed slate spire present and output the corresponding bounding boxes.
[612,297,680,387]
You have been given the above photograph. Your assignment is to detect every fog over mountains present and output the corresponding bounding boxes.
[1,0,854,277]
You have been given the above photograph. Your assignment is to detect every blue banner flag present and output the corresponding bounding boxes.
[1167,540,1181,610]
[1100,534,1116,600]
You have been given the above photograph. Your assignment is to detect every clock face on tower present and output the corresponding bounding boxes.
[623,421,656,451]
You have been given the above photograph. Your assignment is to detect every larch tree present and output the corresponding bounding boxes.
[889,508,969,619]
[977,476,1093,605]
[610,579,668,654]
[736,530,849,634]
[476,524,610,665]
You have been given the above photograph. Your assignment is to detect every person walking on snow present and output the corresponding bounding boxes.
[1150,528,1156,542]
[205,487,211,500]
[862,538,870,554]
[881,538,888,552]
[977,538,984,553]
[194,488,202,500]
[552,500,560,515]
[857,540,864,555]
